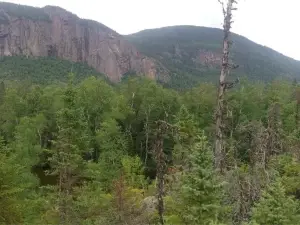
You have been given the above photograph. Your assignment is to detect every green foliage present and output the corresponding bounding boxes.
[1,72,300,225]
[73,182,114,224]
[0,143,23,224]
[121,155,147,189]
[120,77,180,177]
[250,180,300,225]
[182,82,216,129]
[269,154,300,197]
[50,76,90,174]
[46,77,91,223]
[165,131,226,225]
[180,133,224,225]
[0,56,105,84]
[94,118,128,190]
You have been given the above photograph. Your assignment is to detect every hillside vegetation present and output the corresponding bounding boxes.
[2,5,300,225]
[0,56,105,84]
[1,76,300,224]
[127,26,300,88]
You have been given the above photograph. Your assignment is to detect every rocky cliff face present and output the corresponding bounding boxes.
[0,3,156,82]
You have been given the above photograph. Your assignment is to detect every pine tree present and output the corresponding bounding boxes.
[181,133,223,225]
[250,180,300,225]
[49,74,90,224]
[0,137,23,224]
[174,105,199,168]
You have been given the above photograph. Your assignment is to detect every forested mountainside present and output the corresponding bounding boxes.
[2,2,300,225]
[127,26,300,88]
[0,2,156,82]
[1,2,300,88]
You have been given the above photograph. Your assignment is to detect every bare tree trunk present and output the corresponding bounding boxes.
[295,88,300,127]
[153,120,177,225]
[58,149,73,225]
[153,121,167,225]
[114,171,125,222]
[144,109,150,165]
[156,137,165,225]
[215,0,238,173]
[59,167,68,224]
[58,151,66,225]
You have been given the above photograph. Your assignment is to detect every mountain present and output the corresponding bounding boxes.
[1,3,299,88]
[126,26,300,88]
[0,2,156,82]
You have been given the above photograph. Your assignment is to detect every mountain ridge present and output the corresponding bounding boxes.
[131,25,299,61]
[0,2,299,88]
[126,25,300,88]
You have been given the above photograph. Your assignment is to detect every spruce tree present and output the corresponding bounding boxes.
[250,180,300,225]
[0,137,23,224]
[49,74,90,224]
[181,133,223,225]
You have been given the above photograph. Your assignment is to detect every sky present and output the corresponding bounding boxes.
[3,0,300,60]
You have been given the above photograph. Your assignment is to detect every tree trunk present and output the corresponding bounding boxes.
[295,88,300,126]
[154,121,169,225]
[215,0,236,173]
[59,167,68,224]
[156,136,165,225]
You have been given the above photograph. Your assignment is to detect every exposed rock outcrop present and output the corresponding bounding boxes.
[0,3,156,82]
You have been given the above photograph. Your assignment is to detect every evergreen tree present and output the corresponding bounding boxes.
[0,137,23,224]
[180,133,223,225]
[48,75,90,224]
[250,180,300,225]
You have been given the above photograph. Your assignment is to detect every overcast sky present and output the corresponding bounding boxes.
[3,0,300,60]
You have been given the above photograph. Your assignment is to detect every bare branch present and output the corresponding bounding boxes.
[218,0,226,16]
[229,63,239,70]
[224,78,240,90]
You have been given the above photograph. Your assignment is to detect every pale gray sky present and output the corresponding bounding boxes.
[3,0,300,60]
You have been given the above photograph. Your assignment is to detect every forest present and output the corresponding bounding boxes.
[1,74,300,225]
[0,56,105,85]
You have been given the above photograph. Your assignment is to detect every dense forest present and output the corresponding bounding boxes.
[0,56,106,84]
[1,74,300,224]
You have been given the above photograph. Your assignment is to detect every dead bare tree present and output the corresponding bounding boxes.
[152,120,177,225]
[295,88,300,126]
[215,0,239,173]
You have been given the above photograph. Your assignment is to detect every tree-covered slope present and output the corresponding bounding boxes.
[126,26,300,88]
[0,56,106,84]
